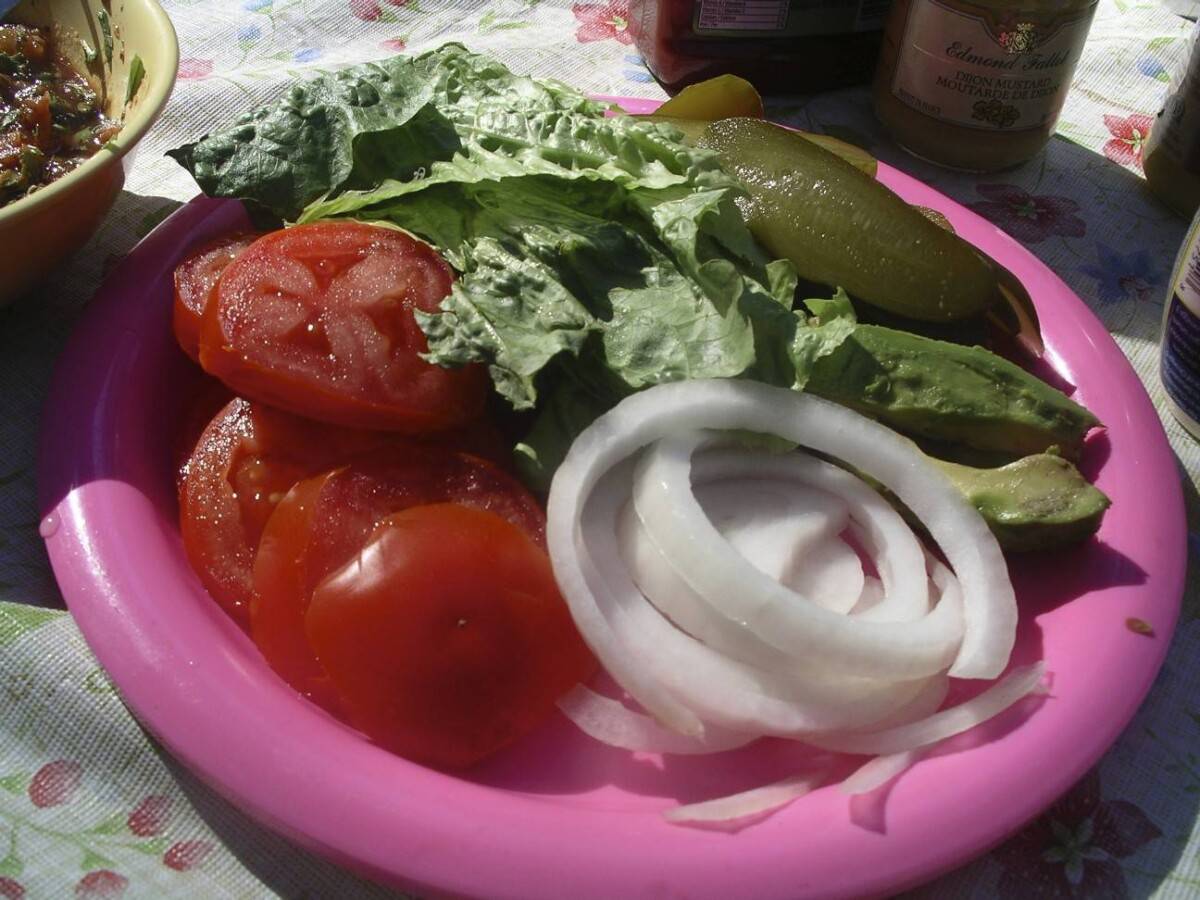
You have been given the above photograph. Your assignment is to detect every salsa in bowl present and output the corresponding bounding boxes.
[0,0,176,306]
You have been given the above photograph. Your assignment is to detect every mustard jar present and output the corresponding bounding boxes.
[873,0,1098,171]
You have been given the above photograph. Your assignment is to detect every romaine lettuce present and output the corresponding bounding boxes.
[169,45,856,475]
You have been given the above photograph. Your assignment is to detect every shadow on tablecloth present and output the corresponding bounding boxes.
[0,189,182,610]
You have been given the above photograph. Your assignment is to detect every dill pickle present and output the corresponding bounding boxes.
[644,115,710,146]
[797,133,878,179]
[698,118,999,322]
[646,114,878,177]
[641,74,875,176]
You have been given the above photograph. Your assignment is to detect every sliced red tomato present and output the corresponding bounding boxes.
[250,448,545,710]
[171,378,234,489]
[199,222,488,432]
[178,398,397,626]
[173,232,259,362]
[306,503,595,768]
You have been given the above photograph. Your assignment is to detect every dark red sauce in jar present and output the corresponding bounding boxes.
[629,0,891,91]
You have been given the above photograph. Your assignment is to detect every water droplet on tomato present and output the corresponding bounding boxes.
[38,513,59,538]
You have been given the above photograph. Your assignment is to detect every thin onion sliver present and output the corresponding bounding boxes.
[841,749,926,795]
[808,663,1046,756]
[663,772,828,825]
[557,684,756,755]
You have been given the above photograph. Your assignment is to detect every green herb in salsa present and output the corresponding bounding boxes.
[0,24,119,206]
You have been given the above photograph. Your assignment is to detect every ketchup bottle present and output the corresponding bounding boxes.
[629,0,890,91]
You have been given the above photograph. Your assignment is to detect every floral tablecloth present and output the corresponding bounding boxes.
[1,0,1198,896]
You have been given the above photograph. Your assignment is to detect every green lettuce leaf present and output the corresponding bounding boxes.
[171,47,856,482]
[170,43,720,221]
[802,287,856,324]
[330,161,802,410]
[514,380,611,494]
[169,54,449,219]
[791,287,858,389]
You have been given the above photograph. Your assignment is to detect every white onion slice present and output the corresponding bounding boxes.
[621,464,883,670]
[866,672,950,731]
[689,446,931,625]
[545,378,1031,823]
[589,468,940,735]
[695,479,848,584]
[851,577,885,615]
[559,463,704,736]
[633,432,959,678]
[618,489,958,700]
[841,750,925,795]
[808,662,1046,756]
[547,379,1015,681]
[557,684,756,755]
[663,772,827,825]
[783,536,864,615]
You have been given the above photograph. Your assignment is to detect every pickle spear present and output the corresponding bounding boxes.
[698,118,999,322]
[638,74,877,176]
[650,114,878,176]
[914,198,1044,355]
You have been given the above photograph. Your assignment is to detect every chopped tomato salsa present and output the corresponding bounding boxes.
[0,24,118,206]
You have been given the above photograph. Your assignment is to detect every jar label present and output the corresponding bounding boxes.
[695,0,886,36]
[697,0,788,31]
[889,0,1097,132]
[1162,224,1200,437]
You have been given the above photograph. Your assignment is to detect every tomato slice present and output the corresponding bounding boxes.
[173,232,259,362]
[199,222,488,432]
[306,503,595,768]
[250,448,545,709]
[171,378,234,489]
[178,398,397,626]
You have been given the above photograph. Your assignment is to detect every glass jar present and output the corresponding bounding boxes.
[872,0,1098,171]
[629,0,890,92]
[1144,23,1200,219]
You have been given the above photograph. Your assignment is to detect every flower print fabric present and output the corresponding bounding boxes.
[1077,242,1163,303]
[177,59,214,80]
[572,2,633,44]
[992,769,1161,899]
[350,0,382,20]
[74,871,128,899]
[968,184,1088,244]
[1102,114,1156,170]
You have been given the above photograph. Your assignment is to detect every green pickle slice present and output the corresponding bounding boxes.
[698,118,1000,322]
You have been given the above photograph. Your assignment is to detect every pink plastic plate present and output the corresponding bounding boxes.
[40,110,1186,899]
